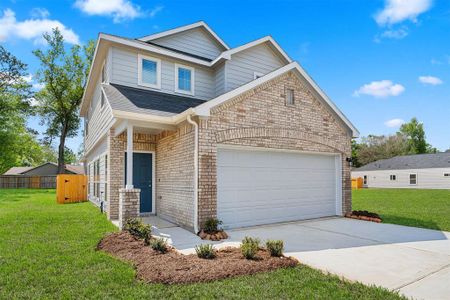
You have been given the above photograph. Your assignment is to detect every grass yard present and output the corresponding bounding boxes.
[0,189,403,299]
[353,188,450,232]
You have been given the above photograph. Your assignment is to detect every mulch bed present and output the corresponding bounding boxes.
[97,231,298,284]
[345,210,382,223]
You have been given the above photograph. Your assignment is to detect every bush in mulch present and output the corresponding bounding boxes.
[97,231,298,284]
[345,210,382,223]
[198,218,229,241]
[123,218,152,244]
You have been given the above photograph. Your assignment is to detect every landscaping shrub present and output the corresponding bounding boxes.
[203,218,223,234]
[123,218,151,244]
[150,237,169,253]
[241,236,260,259]
[195,244,216,259]
[266,240,284,257]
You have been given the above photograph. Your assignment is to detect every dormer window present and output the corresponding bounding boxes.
[138,54,161,89]
[175,64,195,95]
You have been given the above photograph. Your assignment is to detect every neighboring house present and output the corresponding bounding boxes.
[352,153,450,189]
[80,21,359,231]
[2,162,85,176]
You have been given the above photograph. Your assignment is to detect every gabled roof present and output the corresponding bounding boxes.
[2,163,85,175]
[354,153,450,171]
[211,36,292,65]
[138,21,229,50]
[104,83,206,117]
[3,167,33,175]
[193,62,359,137]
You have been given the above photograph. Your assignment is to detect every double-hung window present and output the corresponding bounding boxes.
[175,64,195,95]
[390,175,396,181]
[138,54,161,89]
[409,174,417,185]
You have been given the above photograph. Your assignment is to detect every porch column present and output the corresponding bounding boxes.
[126,124,133,189]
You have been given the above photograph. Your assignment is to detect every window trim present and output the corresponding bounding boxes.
[174,63,195,95]
[409,173,418,185]
[253,71,264,79]
[285,88,295,106]
[137,54,161,89]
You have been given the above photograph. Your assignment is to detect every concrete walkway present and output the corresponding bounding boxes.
[148,217,450,300]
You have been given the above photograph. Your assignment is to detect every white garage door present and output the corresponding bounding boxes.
[217,147,341,229]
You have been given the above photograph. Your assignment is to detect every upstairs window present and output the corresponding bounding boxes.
[409,173,417,185]
[390,175,396,181]
[286,88,295,106]
[138,54,161,89]
[175,64,194,95]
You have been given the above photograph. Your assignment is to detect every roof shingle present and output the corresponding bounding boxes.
[354,153,450,171]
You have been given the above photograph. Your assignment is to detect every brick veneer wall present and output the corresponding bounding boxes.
[197,71,352,226]
[107,130,157,220]
[155,123,195,229]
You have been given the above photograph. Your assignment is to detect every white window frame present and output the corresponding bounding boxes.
[409,173,418,185]
[253,71,264,79]
[174,63,195,95]
[138,54,161,89]
[390,174,396,181]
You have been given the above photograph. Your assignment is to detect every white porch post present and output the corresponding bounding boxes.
[126,124,133,189]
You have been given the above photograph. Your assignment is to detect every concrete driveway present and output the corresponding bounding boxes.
[151,217,450,300]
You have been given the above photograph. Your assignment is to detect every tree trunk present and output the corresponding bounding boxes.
[57,123,67,174]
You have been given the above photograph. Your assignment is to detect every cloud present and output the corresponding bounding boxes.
[353,80,405,98]
[430,58,442,65]
[74,0,142,23]
[22,74,45,91]
[375,0,432,26]
[385,118,405,128]
[381,27,409,39]
[0,9,79,44]
[419,76,443,85]
[149,6,163,18]
[30,7,50,18]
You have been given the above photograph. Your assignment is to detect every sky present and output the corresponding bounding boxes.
[1,0,449,152]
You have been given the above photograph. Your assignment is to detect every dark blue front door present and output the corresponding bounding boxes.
[125,152,152,213]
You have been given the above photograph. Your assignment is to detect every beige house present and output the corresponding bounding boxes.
[80,21,359,232]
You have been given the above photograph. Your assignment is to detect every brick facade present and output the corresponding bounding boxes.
[155,123,195,229]
[118,188,141,228]
[197,71,352,226]
[103,71,352,231]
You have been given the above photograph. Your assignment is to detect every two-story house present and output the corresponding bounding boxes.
[80,21,359,232]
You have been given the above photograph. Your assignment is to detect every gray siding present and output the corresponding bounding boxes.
[352,168,450,189]
[225,43,285,92]
[151,27,224,60]
[214,62,226,96]
[85,77,114,155]
[110,47,215,100]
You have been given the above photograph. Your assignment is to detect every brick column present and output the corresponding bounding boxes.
[118,188,141,229]
[107,128,125,220]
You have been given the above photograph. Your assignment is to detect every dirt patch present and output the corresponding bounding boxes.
[345,210,382,223]
[97,232,298,284]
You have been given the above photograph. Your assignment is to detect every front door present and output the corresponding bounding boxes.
[125,152,153,213]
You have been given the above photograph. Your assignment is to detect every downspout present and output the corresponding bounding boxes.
[186,114,199,233]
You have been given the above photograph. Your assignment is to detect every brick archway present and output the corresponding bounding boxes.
[214,127,346,153]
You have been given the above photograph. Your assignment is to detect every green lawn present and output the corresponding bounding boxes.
[0,189,403,299]
[353,188,450,232]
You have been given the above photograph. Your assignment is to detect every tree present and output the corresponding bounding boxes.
[0,46,38,173]
[399,117,428,154]
[33,28,95,174]
[355,134,409,166]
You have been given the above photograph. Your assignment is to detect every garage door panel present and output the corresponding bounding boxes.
[217,148,340,229]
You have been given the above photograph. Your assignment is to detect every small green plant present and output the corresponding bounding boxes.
[195,244,216,259]
[266,240,284,257]
[241,236,260,259]
[123,218,151,244]
[150,237,169,253]
[203,218,223,234]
